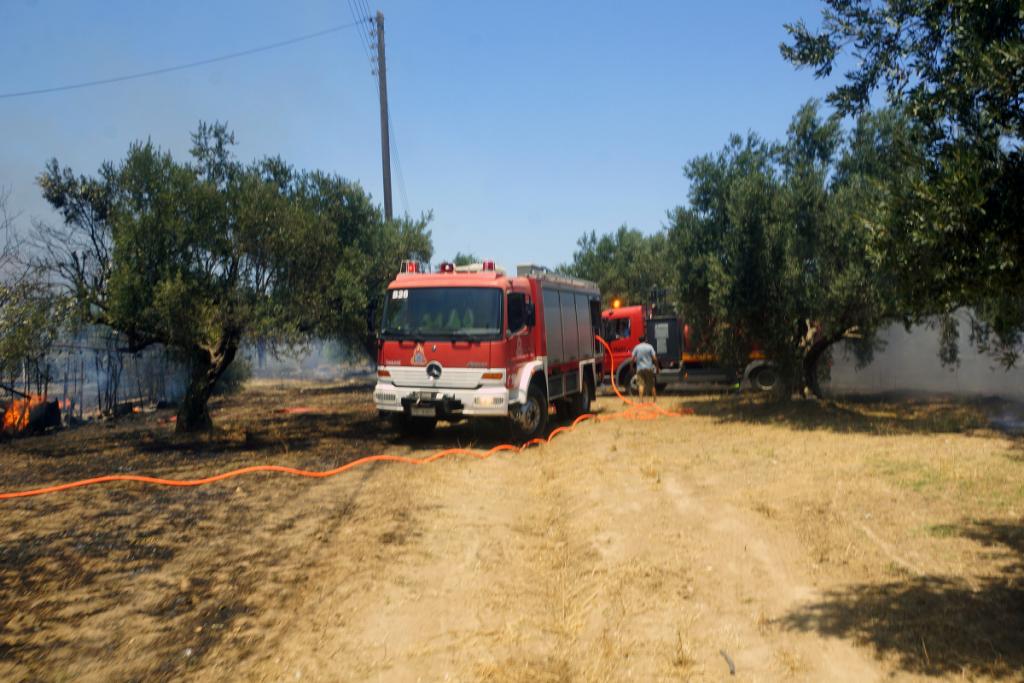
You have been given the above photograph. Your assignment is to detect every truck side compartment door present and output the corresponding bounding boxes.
[542,286,563,366]
[559,290,579,363]
[575,293,593,358]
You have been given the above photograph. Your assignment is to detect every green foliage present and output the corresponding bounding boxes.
[668,102,920,395]
[292,170,432,345]
[563,226,672,307]
[0,274,68,389]
[37,122,431,429]
[782,0,1024,364]
[451,252,479,267]
[0,191,69,391]
[669,131,785,375]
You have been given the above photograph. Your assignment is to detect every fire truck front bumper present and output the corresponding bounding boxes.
[374,383,510,418]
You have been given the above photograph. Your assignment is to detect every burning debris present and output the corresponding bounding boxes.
[0,330,369,438]
[0,326,193,437]
[1,394,61,436]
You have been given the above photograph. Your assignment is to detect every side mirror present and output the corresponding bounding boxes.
[524,303,536,327]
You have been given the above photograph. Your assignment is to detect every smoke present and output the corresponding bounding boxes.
[23,328,191,419]
[830,311,1024,401]
[242,339,374,383]
[13,334,376,423]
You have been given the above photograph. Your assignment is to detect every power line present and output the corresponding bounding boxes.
[363,4,411,217]
[388,111,411,217]
[357,0,376,39]
[0,20,362,99]
[345,3,411,218]
[346,0,375,72]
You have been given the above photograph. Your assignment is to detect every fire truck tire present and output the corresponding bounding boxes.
[749,366,779,392]
[616,364,638,396]
[555,382,591,421]
[390,413,438,437]
[573,379,592,416]
[510,382,547,440]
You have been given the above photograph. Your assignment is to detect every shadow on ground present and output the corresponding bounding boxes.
[781,519,1024,678]
[685,391,994,436]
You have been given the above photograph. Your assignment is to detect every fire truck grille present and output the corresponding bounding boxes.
[387,367,485,390]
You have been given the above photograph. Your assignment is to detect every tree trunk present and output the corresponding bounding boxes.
[802,333,844,399]
[175,334,240,433]
[775,368,798,402]
[363,300,380,359]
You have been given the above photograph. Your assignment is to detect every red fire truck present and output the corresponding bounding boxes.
[601,304,778,393]
[374,261,603,438]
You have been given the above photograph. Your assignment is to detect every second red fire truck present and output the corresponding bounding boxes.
[601,303,778,393]
[374,261,603,439]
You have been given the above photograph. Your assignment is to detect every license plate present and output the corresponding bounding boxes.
[410,405,436,418]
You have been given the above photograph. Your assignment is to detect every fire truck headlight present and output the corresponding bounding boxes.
[474,395,504,407]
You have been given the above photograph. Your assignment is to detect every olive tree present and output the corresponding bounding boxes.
[669,103,920,396]
[0,189,67,394]
[782,0,1024,365]
[38,123,430,431]
[564,226,672,307]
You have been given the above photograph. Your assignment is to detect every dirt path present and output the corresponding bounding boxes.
[195,403,889,681]
[3,385,1021,681]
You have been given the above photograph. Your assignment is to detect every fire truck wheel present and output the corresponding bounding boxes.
[750,366,779,392]
[554,377,593,421]
[616,364,638,396]
[510,383,547,440]
[390,413,437,437]
[573,382,592,416]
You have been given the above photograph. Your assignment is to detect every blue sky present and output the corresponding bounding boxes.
[1,0,837,270]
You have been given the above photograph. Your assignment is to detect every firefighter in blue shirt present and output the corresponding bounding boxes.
[631,335,658,402]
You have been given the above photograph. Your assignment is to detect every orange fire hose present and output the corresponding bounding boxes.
[0,336,689,500]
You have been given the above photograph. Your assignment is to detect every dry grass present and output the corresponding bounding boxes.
[1,382,1021,681]
[670,391,1024,679]
[638,455,662,483]
[774,645,805,676]
[671,626,698,671]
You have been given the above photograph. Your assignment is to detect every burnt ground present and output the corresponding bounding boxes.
[0,379,551,682]
[1,380,1022,681]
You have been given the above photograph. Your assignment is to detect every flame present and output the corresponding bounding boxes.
[3,395,45,434]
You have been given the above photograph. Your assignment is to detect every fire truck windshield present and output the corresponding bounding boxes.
[381,287,503,341]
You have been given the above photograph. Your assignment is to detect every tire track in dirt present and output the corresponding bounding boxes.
[211,447,584,681]
[195,407,892,682]
[661,474,881,681]
[207,415,718,680]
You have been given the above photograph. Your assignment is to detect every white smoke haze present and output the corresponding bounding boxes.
[243,340,374,383]
[23,329,191,419]
[10,333,373,425]
[830,311,1024,401]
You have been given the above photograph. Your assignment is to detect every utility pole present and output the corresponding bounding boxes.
[374,11,393,221]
